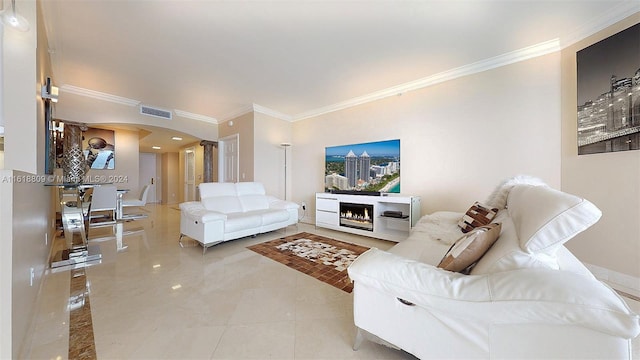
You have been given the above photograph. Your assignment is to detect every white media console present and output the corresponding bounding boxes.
[315,192,421,242]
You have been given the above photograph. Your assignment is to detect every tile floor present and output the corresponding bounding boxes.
[25,204,640,359]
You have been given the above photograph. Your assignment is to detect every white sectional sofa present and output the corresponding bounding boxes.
[348,179,640,359]
[179,182,299,253]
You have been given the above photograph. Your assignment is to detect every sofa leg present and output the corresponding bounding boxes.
[178,234,184,248]
[353,327,364,351]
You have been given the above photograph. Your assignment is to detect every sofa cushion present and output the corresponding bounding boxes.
[470,213,560,274]
[389,236,452,266]
[239,195,270,212]
[259,209,290,225]
[201,196,243,214]
[199,182,237,198]
[458,202,498,233]
[224,212,262,233]
[438,223,502,273]
[235,182,266,196]
[507,185,602,255]
[412,211,464,245]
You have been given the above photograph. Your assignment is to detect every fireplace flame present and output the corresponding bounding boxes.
[341,208,371,221]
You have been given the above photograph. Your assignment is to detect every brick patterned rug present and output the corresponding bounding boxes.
[247,232,370,293]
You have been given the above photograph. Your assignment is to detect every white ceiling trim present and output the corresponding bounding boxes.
[174,109,218,124]
[253,104,293,122]
[559,2,640,49]
[61,84,219,124]
[291,39,561,122]
[218,105,255,123]
[218,104,293,123]
[60,84,141,107]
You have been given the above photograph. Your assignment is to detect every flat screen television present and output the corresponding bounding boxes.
[324,139,400,194]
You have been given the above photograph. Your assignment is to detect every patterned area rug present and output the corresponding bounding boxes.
[248,232,370,293]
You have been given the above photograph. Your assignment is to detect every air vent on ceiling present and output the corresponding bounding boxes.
[140,105,172,120]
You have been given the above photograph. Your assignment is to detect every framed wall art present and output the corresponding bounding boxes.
[577,22,640,155]
[82,127,115,170]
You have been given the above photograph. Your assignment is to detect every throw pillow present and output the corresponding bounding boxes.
[438,223,502,273]
[458,202,499,233]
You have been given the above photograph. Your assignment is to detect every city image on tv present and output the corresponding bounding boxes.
[324,139,400,193]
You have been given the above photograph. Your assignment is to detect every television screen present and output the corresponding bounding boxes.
[325,139,400,193]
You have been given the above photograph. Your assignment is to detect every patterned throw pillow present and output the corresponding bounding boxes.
[438,223,502,273]
[458,202,499,233]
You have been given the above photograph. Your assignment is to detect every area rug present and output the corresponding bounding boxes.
[247,232,369,293]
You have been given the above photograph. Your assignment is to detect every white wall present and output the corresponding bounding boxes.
[292,52,562,223]
[0,171,11,359]
[254,112,292,199]
[0,171,50,359]
[1,0,53,358]
[561,13,640,285]
[2,0,38,174]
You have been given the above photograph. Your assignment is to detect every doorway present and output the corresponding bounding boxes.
[139,152,158,203]
[218,134,239,183]
[184,147,196,201]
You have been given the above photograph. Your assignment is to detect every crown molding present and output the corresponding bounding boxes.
[291,39,560,122]
[218,105,255,123]
[174,109,217,124]
[61,84,217,124]
[560,2,640,49]
[218,103,294,123]
[252,104,293,122]
[60,84,141,107]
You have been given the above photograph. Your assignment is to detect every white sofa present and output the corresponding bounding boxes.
[179,182,299,253]
[348,180,640,359]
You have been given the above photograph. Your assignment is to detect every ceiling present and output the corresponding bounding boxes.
[96,124,201,154]
[40,1,638,137]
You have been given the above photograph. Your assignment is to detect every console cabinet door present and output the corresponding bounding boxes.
[316,196,339,226]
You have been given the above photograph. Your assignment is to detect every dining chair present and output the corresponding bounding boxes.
[123,184,151,207]
[88,184,117,226]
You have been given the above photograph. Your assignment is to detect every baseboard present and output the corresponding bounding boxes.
[584,262,640,299]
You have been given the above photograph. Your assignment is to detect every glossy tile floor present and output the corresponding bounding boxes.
[28,204,415,359]
[26,204,640,359]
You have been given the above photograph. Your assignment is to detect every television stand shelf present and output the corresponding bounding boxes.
[315,192,421,242]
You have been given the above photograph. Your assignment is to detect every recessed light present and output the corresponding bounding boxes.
[171,284,182,290]
[171,137,183,141]
[152,146,161,150]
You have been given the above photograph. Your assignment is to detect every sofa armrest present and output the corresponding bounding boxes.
[348,248,640,339]
[266,196,300,210]
[179,201,227,223]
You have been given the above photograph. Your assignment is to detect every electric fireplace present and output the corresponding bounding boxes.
[340,202,373,231]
